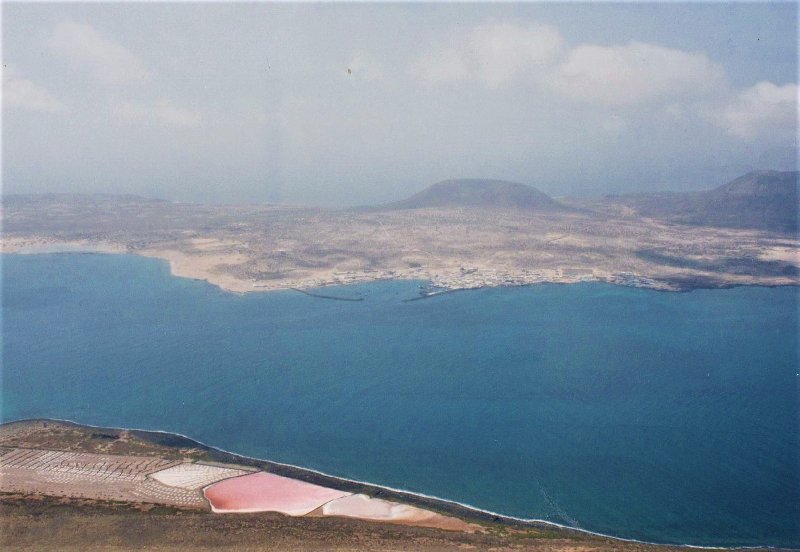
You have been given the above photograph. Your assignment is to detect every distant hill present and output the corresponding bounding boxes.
[606,171,799,233]
[381,179,568,212]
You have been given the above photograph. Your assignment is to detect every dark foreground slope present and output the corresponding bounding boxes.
[381,179,569,211]
[605,171,799,233]
[4,494,738,552]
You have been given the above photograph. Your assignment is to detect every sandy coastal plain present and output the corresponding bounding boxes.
[2,192,798,295]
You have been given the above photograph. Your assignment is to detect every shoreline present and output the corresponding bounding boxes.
[2,240,798,296]
[0,417,781,551]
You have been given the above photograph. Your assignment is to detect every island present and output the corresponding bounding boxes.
[2,171,797,296]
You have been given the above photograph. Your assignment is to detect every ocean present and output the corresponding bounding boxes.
[2,252,798,547]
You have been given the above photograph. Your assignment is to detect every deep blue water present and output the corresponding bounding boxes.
[2,253,798,547]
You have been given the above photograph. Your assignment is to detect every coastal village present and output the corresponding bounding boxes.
[254,266,669,296]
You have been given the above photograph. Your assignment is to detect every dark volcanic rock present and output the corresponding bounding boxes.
[607,171,799,233]
[382,179,569,212]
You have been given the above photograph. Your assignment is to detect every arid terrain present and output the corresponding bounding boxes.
[1,172,798,295]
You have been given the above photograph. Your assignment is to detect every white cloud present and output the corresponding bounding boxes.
[411,24,731,110]
[410,21,563,87]
[551,41,727,107]
[49,21,151,86]
[469,22,564,87]
[409,21,795,147]
[707,81,798,139]
[2,66,65,112]
[111,100,201,127]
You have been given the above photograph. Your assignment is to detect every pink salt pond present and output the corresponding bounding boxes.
[203,472,351,515]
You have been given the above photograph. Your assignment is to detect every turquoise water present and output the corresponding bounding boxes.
[2,253,798,547]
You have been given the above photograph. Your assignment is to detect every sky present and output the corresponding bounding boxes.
[2,2,798,206]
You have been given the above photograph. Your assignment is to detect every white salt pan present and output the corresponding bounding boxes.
[149,463,250,490]
[322,493,432,521]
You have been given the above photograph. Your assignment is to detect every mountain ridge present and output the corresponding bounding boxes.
[604,170,798,233]
[377,178,569,212]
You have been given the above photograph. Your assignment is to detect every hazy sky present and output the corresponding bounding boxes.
[3,2,798,206]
